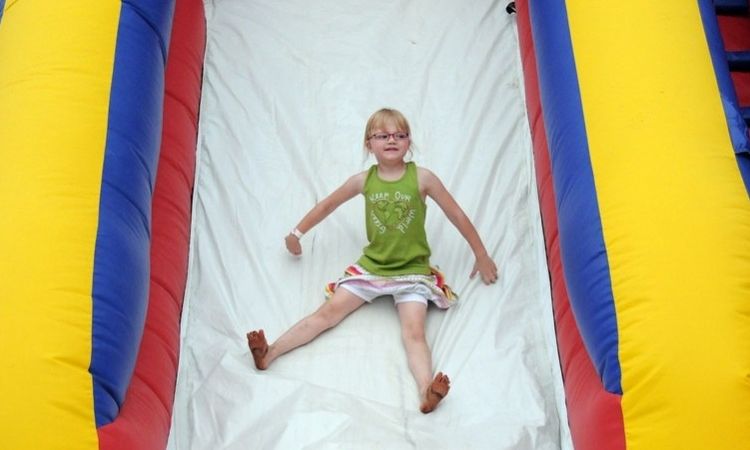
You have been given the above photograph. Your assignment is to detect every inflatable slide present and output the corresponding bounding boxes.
[1,0,748,449]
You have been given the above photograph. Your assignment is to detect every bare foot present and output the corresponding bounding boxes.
[420,372,450,413]
[246,330,269,370]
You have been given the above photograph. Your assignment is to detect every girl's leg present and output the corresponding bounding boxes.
[247,287,365,369]
[396,301,450,413]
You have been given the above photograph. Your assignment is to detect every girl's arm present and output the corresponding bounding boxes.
[285,171,367,255]
[419,168,498,284]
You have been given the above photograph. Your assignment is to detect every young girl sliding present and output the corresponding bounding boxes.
[247,108,497,413]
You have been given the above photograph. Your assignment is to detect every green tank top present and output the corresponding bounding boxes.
[357,162,432,276]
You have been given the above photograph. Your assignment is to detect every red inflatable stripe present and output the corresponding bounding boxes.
[718,15,750,106]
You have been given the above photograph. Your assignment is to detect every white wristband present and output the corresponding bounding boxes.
[290,228,304,239]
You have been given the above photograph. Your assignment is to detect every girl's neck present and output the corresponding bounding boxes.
[376,160,407,181]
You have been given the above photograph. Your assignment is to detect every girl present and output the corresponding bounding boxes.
[247,108,497,413]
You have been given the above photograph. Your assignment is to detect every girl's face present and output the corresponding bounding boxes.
[366,122,410,164]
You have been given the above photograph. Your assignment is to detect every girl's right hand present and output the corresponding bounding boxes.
[285,234,302,255]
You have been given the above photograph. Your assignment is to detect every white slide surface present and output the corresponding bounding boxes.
[168,1,572,448]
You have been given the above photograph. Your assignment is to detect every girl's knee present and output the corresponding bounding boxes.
[314,304,346,329]
[401,323,426,343]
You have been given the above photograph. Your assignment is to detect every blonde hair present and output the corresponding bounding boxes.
[363,108,411,148]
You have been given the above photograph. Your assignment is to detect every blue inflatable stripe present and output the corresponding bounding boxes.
[0,0,6,25]
[697,0,750,194]
[528,0,622,394]
[91,0,175,427]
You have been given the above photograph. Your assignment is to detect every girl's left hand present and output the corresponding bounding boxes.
[470,254,498,284]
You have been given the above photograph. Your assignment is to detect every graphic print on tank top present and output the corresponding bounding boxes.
[368,191,417,234]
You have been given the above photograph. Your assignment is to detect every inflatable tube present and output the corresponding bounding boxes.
[517,0,750,448]
[0,1,204,448]
[516,5,625,450]
[97,1,205,449]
